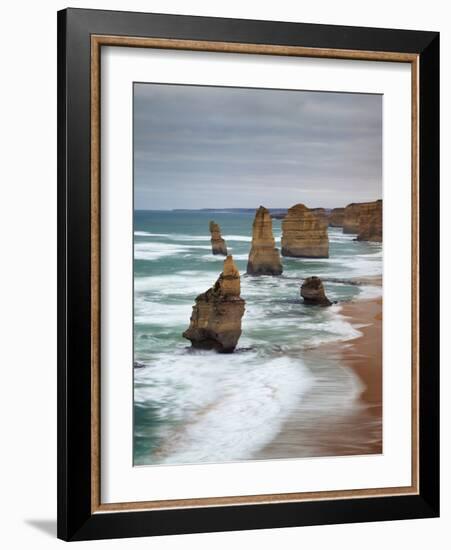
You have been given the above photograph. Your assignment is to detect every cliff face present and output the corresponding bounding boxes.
[301,276,331,306]
[183,256,245,352]
[247,206,283,276]
[343,203,363,233]
[343,201,382,235]
[357,199,382,242]
[310,208,330,228]
[329,207,345,227]
[209,221,228,255]
[281,204,329,258]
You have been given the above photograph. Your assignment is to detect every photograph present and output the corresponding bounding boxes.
[52,4,441,542]
[132,82,384,467]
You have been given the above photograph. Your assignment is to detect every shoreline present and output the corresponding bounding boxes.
[254,297,382,460]
[338,298,382,414]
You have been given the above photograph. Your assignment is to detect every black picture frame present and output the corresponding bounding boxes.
[57,7,439,541]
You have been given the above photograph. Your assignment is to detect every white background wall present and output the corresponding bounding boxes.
[0,0,448,548]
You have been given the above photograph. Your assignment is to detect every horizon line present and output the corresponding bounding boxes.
[134,202,382,212]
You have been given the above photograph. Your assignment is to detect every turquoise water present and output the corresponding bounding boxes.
[133,210,382,465]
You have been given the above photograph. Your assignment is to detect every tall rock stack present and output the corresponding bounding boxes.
[183,256,245,353]
[281,204,329,258]
[209,221,228,255]
[357,199,383,242]
[247,206,283,276]
[329,207,345,227]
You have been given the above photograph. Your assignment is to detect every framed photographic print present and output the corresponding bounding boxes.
[57,8,439,541]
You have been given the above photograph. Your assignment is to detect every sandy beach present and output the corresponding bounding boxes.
[339,298,382,412]
[254,297,383,460]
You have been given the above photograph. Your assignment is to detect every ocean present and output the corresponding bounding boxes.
[133,210,383,466]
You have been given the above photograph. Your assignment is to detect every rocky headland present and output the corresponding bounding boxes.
[247,206,283,276]
[301,276,332,306]
[209,221,228,255]
[343,203,363,233]
[343,200,382,239]
[281,203,329,258]
[357,199,382,242]
[183,256,245,352]
[329,207,345,227]
[310,208,330,228]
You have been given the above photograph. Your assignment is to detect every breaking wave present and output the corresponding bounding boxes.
[134,351,313,464]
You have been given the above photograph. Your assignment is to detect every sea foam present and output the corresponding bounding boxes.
[134,351,313,464]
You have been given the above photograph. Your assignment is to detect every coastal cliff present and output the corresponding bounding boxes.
[183,256,245,352]
[281,204,329,258]
[357,200,382,242]
[310,208,330,228]
[301,276,332,306]
[209,221,228,255]
[343,200,382,236]
[247,206,283,275]
[343,203,363,233]
[329,207,345,227]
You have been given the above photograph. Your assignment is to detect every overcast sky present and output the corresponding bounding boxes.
[134,83,382,210]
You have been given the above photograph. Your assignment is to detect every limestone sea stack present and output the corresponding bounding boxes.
[301,276,332,306]
[357,199,383,242]
[209,221,227,255]
[329,207,345,227]
[281,204,329,258]
[183,256,245,352]
[247,206,283,276]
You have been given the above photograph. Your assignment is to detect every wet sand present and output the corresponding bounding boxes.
[254,298,382,460]
[339,298,382,412]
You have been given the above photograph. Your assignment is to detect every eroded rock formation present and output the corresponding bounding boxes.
[329,207,345,227]
[301,276,332,306]
[310,208,330,228]
[183,256,245,352]
[343,200,382,236]
[247,206,283,276]
[209,221,227,255]
[343,203,362,233]
[357,200,382,242]
[281,204,329,258]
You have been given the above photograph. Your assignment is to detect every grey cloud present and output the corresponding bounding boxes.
[134,83,382,209]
